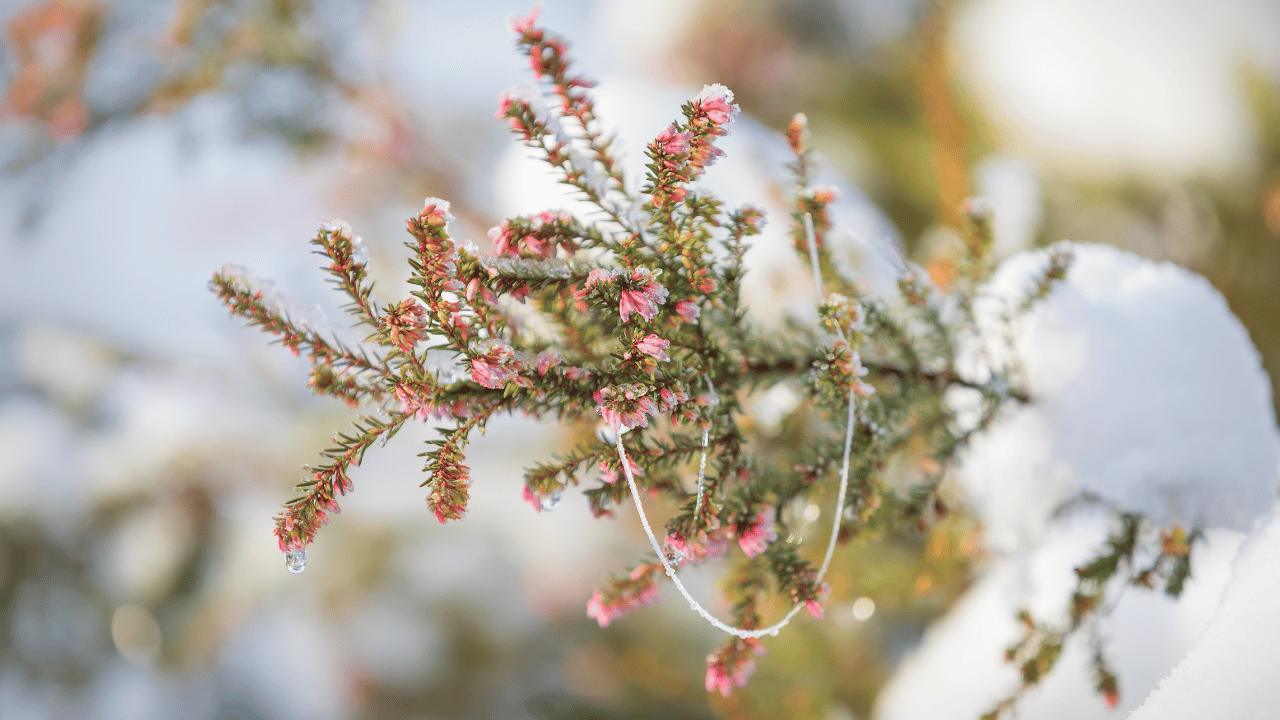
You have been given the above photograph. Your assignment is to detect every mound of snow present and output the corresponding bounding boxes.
[878,244,1280,719]
[1128,506,1280,719]
[875,510,1245,720]
[959,243,1280,551]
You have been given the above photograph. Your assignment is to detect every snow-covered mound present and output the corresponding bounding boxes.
[1128,506,1280,719]
[877,244,1280,719]
[875,512,1245,720]
[959,243,1280,550]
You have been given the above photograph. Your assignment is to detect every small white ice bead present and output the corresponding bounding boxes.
[541,491,562,512]
[285,548,307,574]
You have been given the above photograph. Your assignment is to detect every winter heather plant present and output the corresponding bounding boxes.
[211,9,1212,710]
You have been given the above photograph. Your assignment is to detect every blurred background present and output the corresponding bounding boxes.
[1,1,1278,719]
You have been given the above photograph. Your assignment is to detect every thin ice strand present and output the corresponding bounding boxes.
[614,386,855,639]
[694,375,715,518]
[805,212,823,298]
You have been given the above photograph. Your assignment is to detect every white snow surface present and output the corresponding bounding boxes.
[878,243,1280,720]
[875,511,1246,720]
[1127,505,1280,719]
[959,243,1280,550]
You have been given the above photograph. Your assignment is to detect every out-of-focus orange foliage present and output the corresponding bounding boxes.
[4,0,105,141]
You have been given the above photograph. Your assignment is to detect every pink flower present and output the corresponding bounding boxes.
[617,269,668,322]
[675,299,701,323]
[655,124,691,155]
[487,221,514,255]
[509,6,540,34]
[586,590,611,625]
[811,186,839,204]
[586,567,661,627]
[471,359,511,388]
[522,486,544,512]
[382,299,428,352]
[536,351,561,376]
[665,530,730,566]
[595,384,661,432]
[495,92,514,120]
[693,84,739,126]
[562,366,591,380]
[658,386,688,411]
[470,341,521,388]
[664,534,691,566]
[597,457,642,486]
[585,268,615,288]
[806,599,824,620]
[737,510,777,558]
[634,334,670,361]
[705,637,764,697]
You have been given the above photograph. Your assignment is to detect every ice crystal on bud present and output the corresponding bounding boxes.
[540,490,562,511]
[692,84,738,126]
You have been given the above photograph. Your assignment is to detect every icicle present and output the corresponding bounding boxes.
[285,548,307,574]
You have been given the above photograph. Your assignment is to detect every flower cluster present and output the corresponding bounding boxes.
[586,562,663,627]
[644,84,739,208]
[213,11,1057,697]
[706,637,767,697]
[574,266,670,322]
[736,508,779,559]
[488,210,582,259]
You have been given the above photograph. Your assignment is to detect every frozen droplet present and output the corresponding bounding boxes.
[285,548,307,574]
[378,432,390,448]
[667,547,685,565]
[540,491,562,511]
[768,627,780,637]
